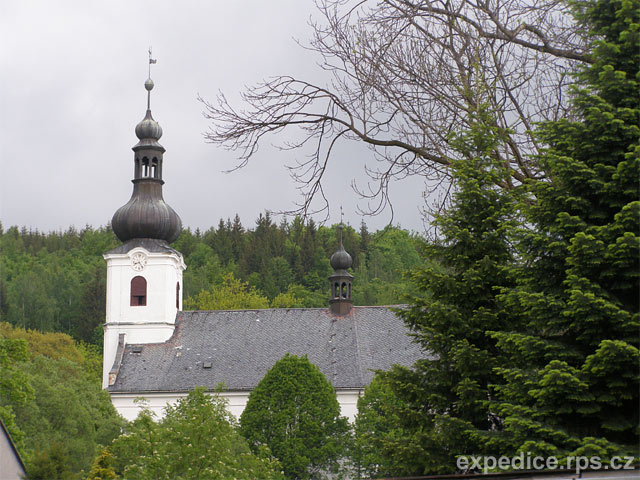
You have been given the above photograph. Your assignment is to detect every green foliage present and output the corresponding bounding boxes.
[25,441,73,480]
[270,284,327,308]
[0,335,33,451]
[185,272,270,310]
[240,354,350,479]
[0,225,115,342]
[14,355,125,477]
[86,448,118,480]
[108,388,283,480]
[356,2,639,473]
[353,227,424,306]
[353,375,418,477]
[355,106,518,475]
[490,0,639,457]
[0,322,83,363]
[0,322,124,479]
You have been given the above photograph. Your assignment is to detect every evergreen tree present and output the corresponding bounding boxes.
[240,354,350,479]
[355,110,519,475]
[490,0,639,458]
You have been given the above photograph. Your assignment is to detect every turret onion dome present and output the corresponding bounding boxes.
[135,109,163,140]
[330,225,352,271]
[134,79,163,140]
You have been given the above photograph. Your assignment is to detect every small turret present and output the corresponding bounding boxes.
[329,224,353,315]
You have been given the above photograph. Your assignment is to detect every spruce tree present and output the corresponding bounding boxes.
[491,0,639,459]
[355,110,519,475]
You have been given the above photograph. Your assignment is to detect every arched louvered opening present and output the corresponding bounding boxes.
[130,276,147,306]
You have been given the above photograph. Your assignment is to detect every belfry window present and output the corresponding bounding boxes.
[130,276,147,306]
[142,157,150,177]
[151,158,158,178]
[176,282,180,309]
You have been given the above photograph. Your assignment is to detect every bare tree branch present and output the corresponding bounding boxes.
[201,0,589,219]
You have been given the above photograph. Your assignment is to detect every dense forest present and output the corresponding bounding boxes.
[0,214,423,345]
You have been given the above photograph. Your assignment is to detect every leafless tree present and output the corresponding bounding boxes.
[200,0,590,220]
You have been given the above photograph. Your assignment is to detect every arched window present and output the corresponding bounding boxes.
[151,158,158,178]
[130,276,147,306]
[135,157,141,178]
[176,282,180,309]
[341,282,347,298]
[142,157,150,177]
[333,282,339,299]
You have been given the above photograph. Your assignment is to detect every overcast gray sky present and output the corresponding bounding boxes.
[1,0,428,235]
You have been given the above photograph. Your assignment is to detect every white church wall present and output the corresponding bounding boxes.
[102,246,185,388]
[110,389,363,423]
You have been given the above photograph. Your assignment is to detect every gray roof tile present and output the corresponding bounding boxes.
[109,306,425,393]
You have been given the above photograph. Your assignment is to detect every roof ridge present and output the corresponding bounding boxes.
[180,305,404,314]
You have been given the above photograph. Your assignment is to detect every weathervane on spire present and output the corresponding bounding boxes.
[148,47,157,78]
[339,206,345,244]
[145,48,157,110]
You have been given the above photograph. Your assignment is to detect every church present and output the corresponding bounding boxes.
[101,75,424,422]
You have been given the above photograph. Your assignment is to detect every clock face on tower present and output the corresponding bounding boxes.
[131,252,147,271]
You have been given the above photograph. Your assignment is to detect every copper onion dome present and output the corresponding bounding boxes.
[111,76,182,244]
[330,225,353,271]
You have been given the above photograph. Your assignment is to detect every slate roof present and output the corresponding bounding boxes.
[108,306,425,393]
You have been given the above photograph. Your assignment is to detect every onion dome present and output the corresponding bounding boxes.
[135,110,163,140]
[111,185,182,243]
[111,76,182,244]
[330,235,353,271]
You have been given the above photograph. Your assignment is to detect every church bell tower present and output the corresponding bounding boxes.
[102,58,186,388]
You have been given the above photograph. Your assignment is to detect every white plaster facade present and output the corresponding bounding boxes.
[111,389,363,423]
[102,245,186,388]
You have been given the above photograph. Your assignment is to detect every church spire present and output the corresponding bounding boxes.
[329,223,354,315]
[111,53,182,244]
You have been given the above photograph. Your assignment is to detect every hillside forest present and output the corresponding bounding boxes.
[0,215,423,346]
